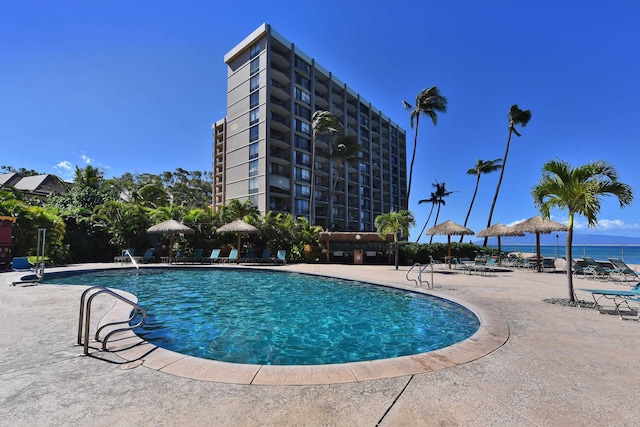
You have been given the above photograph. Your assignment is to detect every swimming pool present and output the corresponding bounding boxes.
[48,268,480,365]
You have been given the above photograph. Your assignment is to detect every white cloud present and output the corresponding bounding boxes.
[54,160,74,180]
[81,153,92,164]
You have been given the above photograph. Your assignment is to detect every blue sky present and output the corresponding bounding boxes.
[2,1,639,240]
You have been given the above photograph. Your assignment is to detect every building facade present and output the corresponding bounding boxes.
[213,23,407,231]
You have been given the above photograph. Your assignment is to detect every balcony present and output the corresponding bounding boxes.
[271,48,290,69]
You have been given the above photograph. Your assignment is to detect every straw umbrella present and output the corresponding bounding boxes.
[511,216,567,272]
[147,219,194,261]
[216,219,259,252]
[476,223,524,265]
[425,220,475,268]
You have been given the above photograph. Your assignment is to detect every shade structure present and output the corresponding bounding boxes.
[425,220,475,268]
[147,219,194,261]
[510,216,568,272]
[476,223,524,265]
[216,219,259,250]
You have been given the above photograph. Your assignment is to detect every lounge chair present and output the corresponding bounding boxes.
[579,284,640,320]
[275,250,287,264]
[114,248,136,263]
[12,257,33,271]
[607,258,640,283]
[173,249,186,264]
[541,257,556,272]
[222,249,238,263]
[241,249,256,263]
[429,256,443,268]
[141,248,156,263]
[582,257,613,280]
[208,249,221,263]
[185,248,204,263]
[257,249,272,264]
[569,258,587,277]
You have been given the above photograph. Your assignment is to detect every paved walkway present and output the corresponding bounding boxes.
[1,263,639,426]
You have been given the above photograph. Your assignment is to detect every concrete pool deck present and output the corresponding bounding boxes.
[1,263,639,425]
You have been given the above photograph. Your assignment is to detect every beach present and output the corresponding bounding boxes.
[1,263,639,426]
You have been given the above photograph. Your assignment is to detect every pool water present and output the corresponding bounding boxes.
[47,268,480,365]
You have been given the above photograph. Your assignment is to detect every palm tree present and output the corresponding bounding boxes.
[402,86,448,201]
[316,134,361,230]
[460,158,502,242]
[429,181,455,244]
[220,198,260,223]
[531,160,633,302]
[375,210,415,270]
[485,104,531,246]
[311,111,341,226]
[416,191,438,242]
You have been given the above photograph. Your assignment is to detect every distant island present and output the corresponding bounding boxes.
[474,233,640,246]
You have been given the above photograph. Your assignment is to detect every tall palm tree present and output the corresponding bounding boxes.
[402,86,448,201]
[316,134,361,230]
[531,160,633,302]
[460,158,502,242]
[485,104,531,246]
[375,210,415,270]
[429,181,455,244]
[311,111,341,226]
[416,191,438,242]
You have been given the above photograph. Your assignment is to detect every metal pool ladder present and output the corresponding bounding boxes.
[78,286,147,355]
[406,263,433,289]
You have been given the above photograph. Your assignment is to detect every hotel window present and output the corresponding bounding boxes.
[249,177,259,194]
[295,167,311,182]
[295,119,311,136]
[295,56,311,74]
[250,92,259,109]
[294,87,311,105]
[250,108,259,125]
[295,73,311,89]
[250,58,259,76]
[295,103,311,120]
[295,199,310,215]
[250,75,259,92]
[294,134,311,151]
[295,151,311,166]
[295,184,310,197]
[249,159,258,177]
[250,42,260,59]
[249,142,259,159]
[249,125,259,142]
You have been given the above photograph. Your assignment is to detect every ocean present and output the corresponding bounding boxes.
[488,244,640,265]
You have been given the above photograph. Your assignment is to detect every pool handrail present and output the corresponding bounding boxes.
[78,286,147,355]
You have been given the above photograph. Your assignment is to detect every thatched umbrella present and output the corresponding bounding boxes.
[476,223,524,265]
[217,219,259,251]
[426,220,475,268]
[510,216,567,272]
[147,219,194,261]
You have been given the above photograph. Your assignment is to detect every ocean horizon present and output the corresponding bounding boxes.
[487,244,640,265]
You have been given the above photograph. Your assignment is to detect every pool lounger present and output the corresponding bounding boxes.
[579,284,640,320]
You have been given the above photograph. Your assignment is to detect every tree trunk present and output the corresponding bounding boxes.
[566,214,575,302]
[461,175,480,242]
[429,204,442,244]
[416,204,435,242]
[407,115,420,201]
[484,128,513,246]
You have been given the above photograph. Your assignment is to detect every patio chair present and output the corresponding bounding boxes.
[607,258,640,283]
[185,248,204,263]
[570,258,588,278]
[429,256,443,268]
[12,257,33,271]
[173,249,186,264]
[541,257,556,272]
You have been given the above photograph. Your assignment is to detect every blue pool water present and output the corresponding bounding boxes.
[47,268,480,365]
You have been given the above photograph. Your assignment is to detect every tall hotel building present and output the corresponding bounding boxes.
[213,24,407,231]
